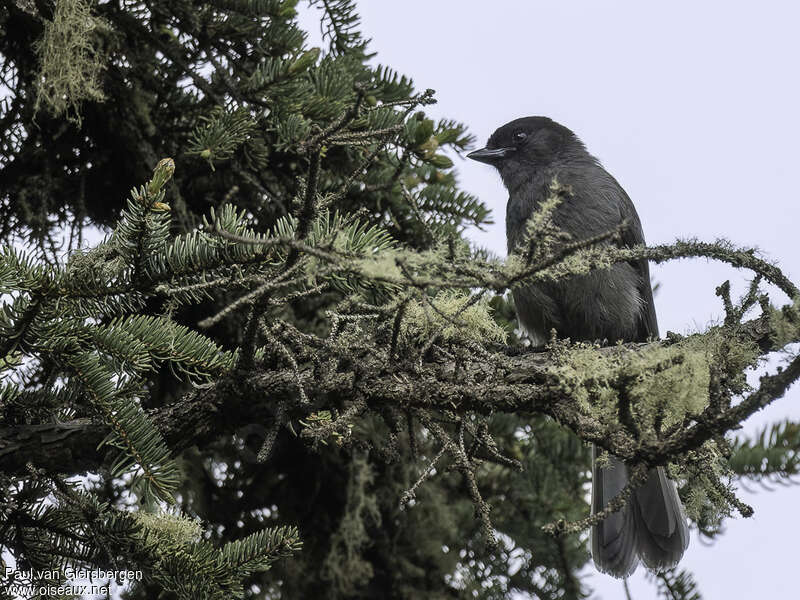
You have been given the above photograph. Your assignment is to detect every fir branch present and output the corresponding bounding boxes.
[222,525,302,572]
[729,419,800,482]
[650,567,702,600]
[310,0,366,55]
[68,352,180,504]
[0,311,791,480]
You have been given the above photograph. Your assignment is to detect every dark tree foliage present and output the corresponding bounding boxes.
[1,2,799,600]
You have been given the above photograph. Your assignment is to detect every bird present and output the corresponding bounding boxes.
[467,116,689,578]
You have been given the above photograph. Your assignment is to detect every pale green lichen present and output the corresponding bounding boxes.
[549,330,759,439]
[321,453,380,594]
[534,245,619,283]
[351,248,406,282]
[353,246,453,284]
[766,297,800,349]
[33,0,109,125]
[503,232,624,290]
[516,189,563,256]
[134,509,202,546]
[551,330,760,526]
[401,290,507,347]
[626,342,711,431]
[676,443,739,526]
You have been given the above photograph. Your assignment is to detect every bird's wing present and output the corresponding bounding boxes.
[615,190,659,342]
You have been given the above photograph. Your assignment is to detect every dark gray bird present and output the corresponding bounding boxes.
[468,116,689,578]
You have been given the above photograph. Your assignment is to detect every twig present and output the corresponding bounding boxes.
[542,464,648,537]
[400,444,447,509]
[423,418,497,550]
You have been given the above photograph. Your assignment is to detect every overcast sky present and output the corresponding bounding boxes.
[301,2,800,598]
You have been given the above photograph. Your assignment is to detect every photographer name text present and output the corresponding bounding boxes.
[5,567,142,581]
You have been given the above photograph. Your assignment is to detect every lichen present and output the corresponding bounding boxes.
[134,510,202,546]
[401,290,507,347]
[766,297,800,349]
[321,453,380,594]
[676,444,738,526]
[352,248,406,282]
[33,0,109,125]
[548,330,759,438]
[353,247,450,284]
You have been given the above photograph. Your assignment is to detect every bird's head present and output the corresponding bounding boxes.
[467,116,586,178]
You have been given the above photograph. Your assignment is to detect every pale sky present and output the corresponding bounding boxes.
[301,2,800,598]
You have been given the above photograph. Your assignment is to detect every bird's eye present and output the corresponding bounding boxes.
[512,131,528,144]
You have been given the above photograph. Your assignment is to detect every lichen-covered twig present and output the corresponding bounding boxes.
[422,417,498,550]
[542,464,649,537]
[400,443,447,509]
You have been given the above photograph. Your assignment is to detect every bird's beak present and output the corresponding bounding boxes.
[466,146,516,164]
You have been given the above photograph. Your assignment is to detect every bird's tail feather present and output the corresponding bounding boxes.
[633,465,690,570]
[590,447,689,578]
[590,448,639,578]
